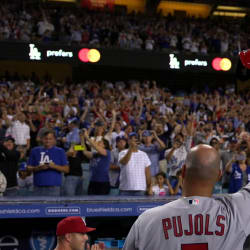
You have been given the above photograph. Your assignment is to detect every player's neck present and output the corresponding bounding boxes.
[54,242,70,250]
[182,182,213,197]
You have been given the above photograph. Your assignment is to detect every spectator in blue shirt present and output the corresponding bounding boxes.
[82,129,111,195]
[138,130,166,177]
[226,150,250,193]
[64,118,81,149]
[27,129,69,196]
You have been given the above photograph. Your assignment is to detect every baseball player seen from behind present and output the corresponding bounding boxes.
[123,144,250,250]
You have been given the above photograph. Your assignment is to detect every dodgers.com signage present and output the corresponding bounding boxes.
[0,202,165,218]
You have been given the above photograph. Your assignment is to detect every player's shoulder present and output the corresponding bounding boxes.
[215,184,250,207]
[140,196,226,219]
[140,199,183,218]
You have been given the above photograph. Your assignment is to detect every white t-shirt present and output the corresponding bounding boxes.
[152,184,169,196]
[164,136,192,176]
[118,150,151,191]
[7,121,30,146]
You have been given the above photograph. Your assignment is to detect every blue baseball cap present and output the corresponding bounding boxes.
[95,121,105,127]
[116,136,127,142]
[142,130,152,137]
[128,132,138,138]
[19,162,27,171]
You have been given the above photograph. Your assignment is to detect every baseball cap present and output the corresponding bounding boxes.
[56,216,96,236]
[95,121,104,127]
[128,132,138,138]
[19,162,27,171]
[142,130,152,137]
[3,136,15,143]
[116,136,127,142]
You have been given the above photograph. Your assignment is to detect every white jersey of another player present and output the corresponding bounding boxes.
[123,183,250,250]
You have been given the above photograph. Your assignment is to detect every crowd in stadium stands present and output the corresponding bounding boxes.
[0,2,249,55]
[0,79,250,197]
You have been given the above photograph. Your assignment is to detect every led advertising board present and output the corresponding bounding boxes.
[0,42,238,74]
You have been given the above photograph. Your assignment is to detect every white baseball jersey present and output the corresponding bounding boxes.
[123,183,250,250]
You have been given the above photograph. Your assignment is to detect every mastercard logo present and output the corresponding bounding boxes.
[212,57,232,71]
[78,48,101,63]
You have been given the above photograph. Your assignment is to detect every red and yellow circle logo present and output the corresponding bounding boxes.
[78,48,101,63]
[212,57,232,71]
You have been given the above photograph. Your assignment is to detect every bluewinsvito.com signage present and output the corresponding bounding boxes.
[0,202,165,218]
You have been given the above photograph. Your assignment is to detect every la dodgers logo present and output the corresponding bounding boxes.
[39,152,50,165]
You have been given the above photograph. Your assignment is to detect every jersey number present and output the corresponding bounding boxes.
[181,243,208,250]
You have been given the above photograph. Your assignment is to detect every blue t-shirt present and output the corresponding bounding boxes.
[171,178,182,196]
[139,144,161,177]
[90,150,111,182]
[229,163,250,193]
[28,146,68,186]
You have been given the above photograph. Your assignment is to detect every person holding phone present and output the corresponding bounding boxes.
[27,129,69,196]
[81,129,111,195]
[226,150,250,193]
[138,130,166,178]
[165,132,193,183]
[118,132,152,196]
[63,136,86,196]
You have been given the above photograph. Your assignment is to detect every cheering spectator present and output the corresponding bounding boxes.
[149,172,173,196]
[27,110,42,149]
[110,121,125,149]
[220,137,238,192]
[5,112,30,150]
[17,162,33,196]
[109,135,127,195]
[27,129,69,196]
[36,118,57,144]
[119,132,151,196]
[63,142,85,196]
[64,118,81,149]
[82,129,111,195]
[0,136,20,196]
[168,169,183,196]
[138,130,166,177]
[165,118,194,182]
[226,149,250,193]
